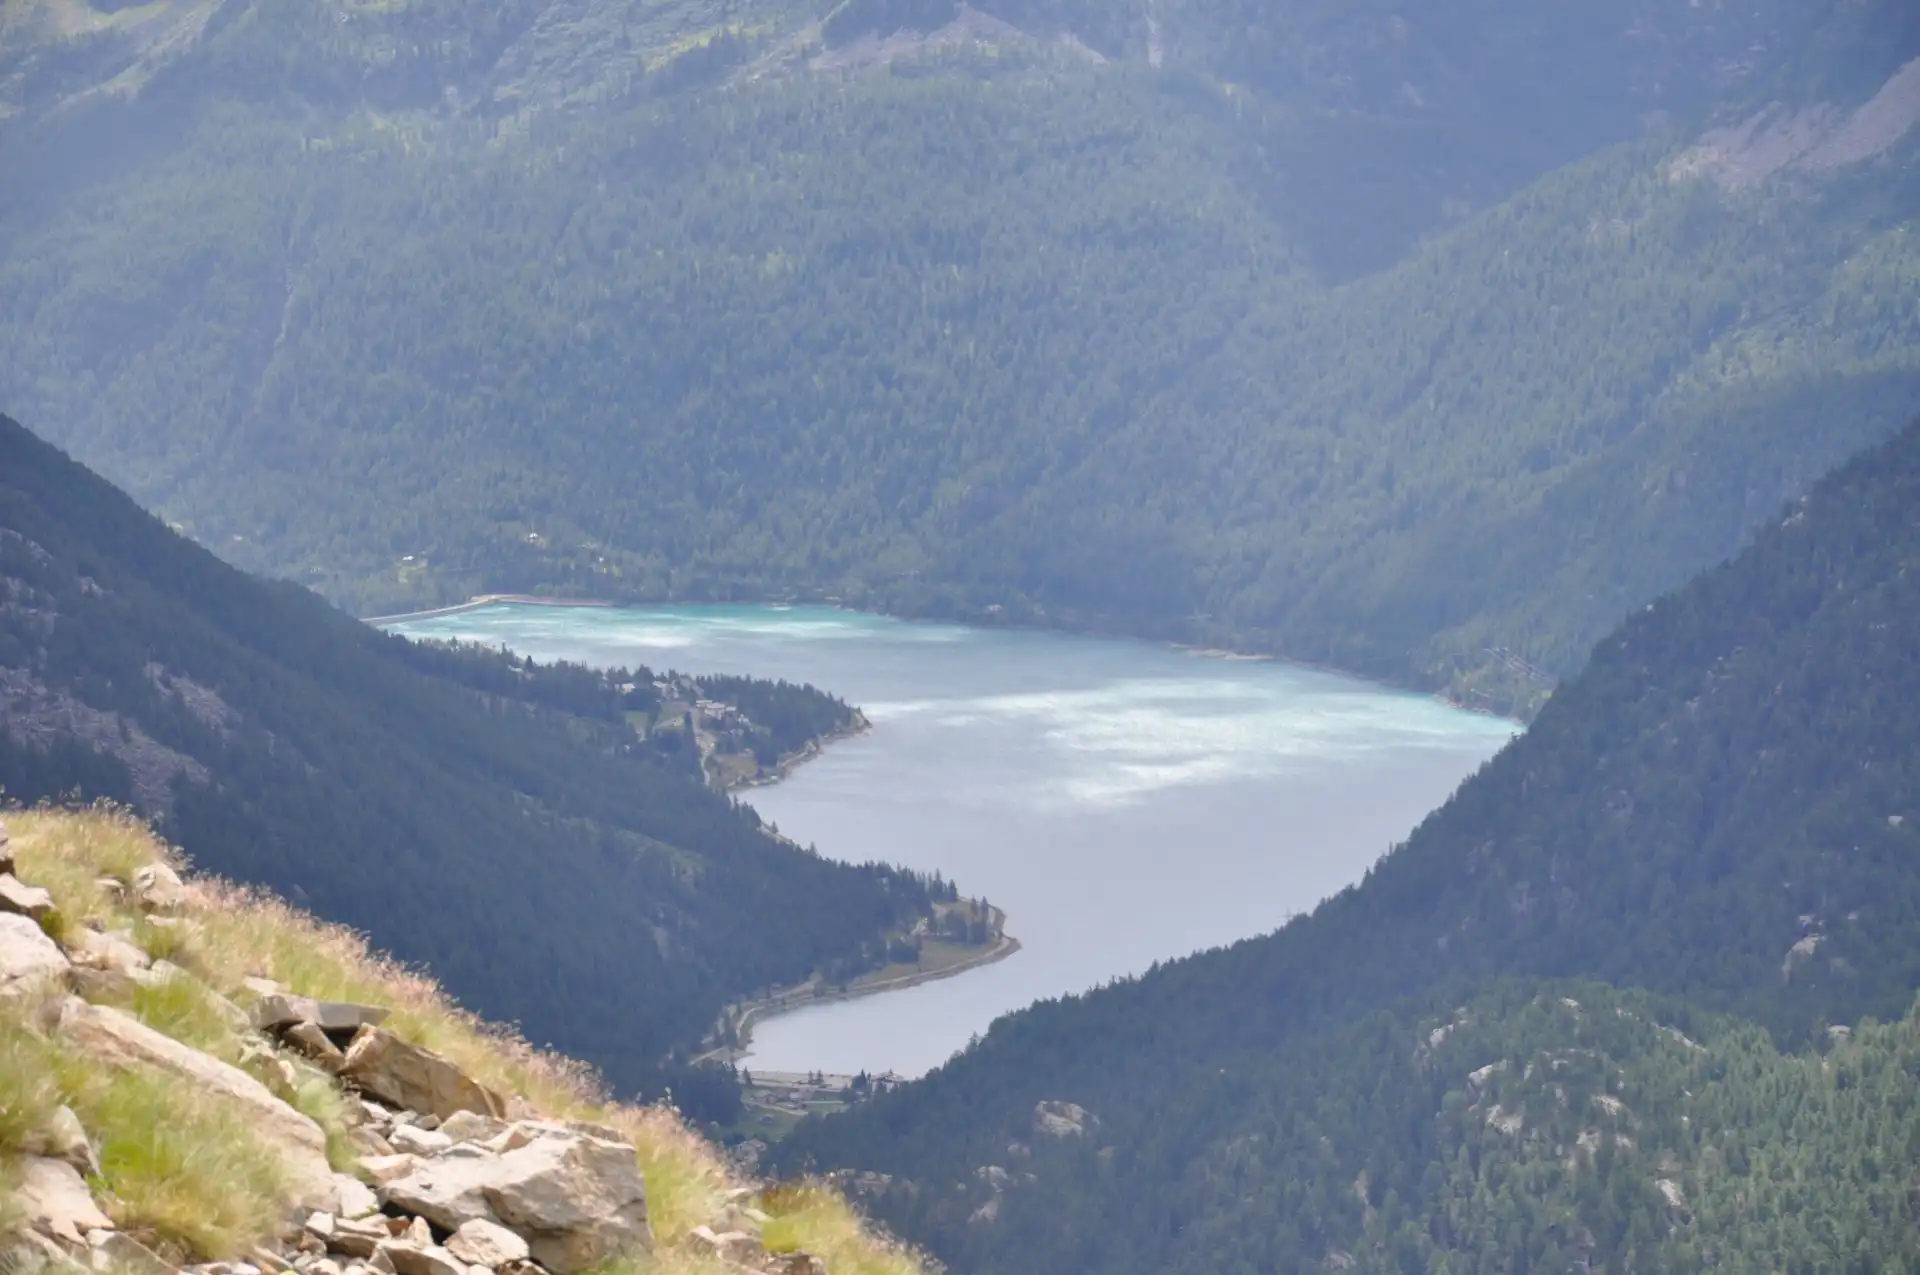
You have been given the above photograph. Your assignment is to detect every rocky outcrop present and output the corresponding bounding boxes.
[1033,1100,1097,1139]
[254,995,389,1038]
[380,1119,651,1274]
[341,1028,507,1122]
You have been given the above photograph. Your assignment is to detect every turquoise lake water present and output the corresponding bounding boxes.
[389,604,1515,1077]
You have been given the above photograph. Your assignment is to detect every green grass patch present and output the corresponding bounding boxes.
[70,1064,291,1259]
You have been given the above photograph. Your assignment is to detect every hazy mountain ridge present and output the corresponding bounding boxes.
[775,412,1920,1271]
[2,2,1917,715]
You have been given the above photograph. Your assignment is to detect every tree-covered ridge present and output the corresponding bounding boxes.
[775,413,1920,1270]
[3,4,1918,712]
[394,639,863,783]
[866,983,1920,1275]
[0,413,944,1105]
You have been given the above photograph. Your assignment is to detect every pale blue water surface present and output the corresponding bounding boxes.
[388,604,1515,1077]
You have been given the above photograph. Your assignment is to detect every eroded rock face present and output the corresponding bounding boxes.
[342,1028,507,1122]
[55,996,337,1211]
[382,1125,651,1274]
[485,1133,651,1273]
[0,911,70,998]
[1033,1100,1097,1139]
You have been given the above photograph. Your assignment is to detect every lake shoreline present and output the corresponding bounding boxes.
[694,923,1023,1070]
[363,593,618,625]
[717,713,873,794]
[366,591,1522,723]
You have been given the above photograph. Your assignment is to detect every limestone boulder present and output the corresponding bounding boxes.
[55,997,337,1211]
[67,927,151,977]
[358,1154,422,1186]
[0,912,71,998]
[254,994,389,1038]
[341,1028,506,1122]
[482,1131,651,1273]
[383,1128,650,1274]
[445,1220,530,1269]
[333,1175,381,1220]
[380,1153,504,1232]
[22,1104,100,1177]
[284,1021,348,1073]
[372,1243,464,1275]
[17,1156,114,1244]
[130,863,186,913]
[437,1112,506,1146]
[390,1125,454,1157]
[0,873,55,922]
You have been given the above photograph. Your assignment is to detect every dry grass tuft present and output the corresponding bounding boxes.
[762,1185,925,1275]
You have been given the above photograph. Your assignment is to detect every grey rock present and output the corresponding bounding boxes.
[445,1220,531,1269]
[373,1244,465,1275]
[437,1111,506,1146]
[18,1156,114,1244]
[66,927,151,977]
[358,1153,421,1186]
[483,1132,651,1273]
[687,1227,759,1264]
[130,863,186,913]
[0,873,56,922]
[255,994,390,1037]
[390,1125,454,1156]
[0,913,71,998]
[333,1174,381,1220]
[325,1219,393,1261]
[384,1128,651,1274]
[341,1028,506,1122]
[284,1021,348,1073]
[86,1231,171,1275]
[381,1152,504,1232]
[27,1104,100,1178]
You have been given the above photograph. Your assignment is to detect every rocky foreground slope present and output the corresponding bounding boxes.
[0,809,919,1275]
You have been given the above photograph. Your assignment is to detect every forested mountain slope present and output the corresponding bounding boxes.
[4,0,1919,709]
[0,413,947,1102]
[775,414,1920,1272]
